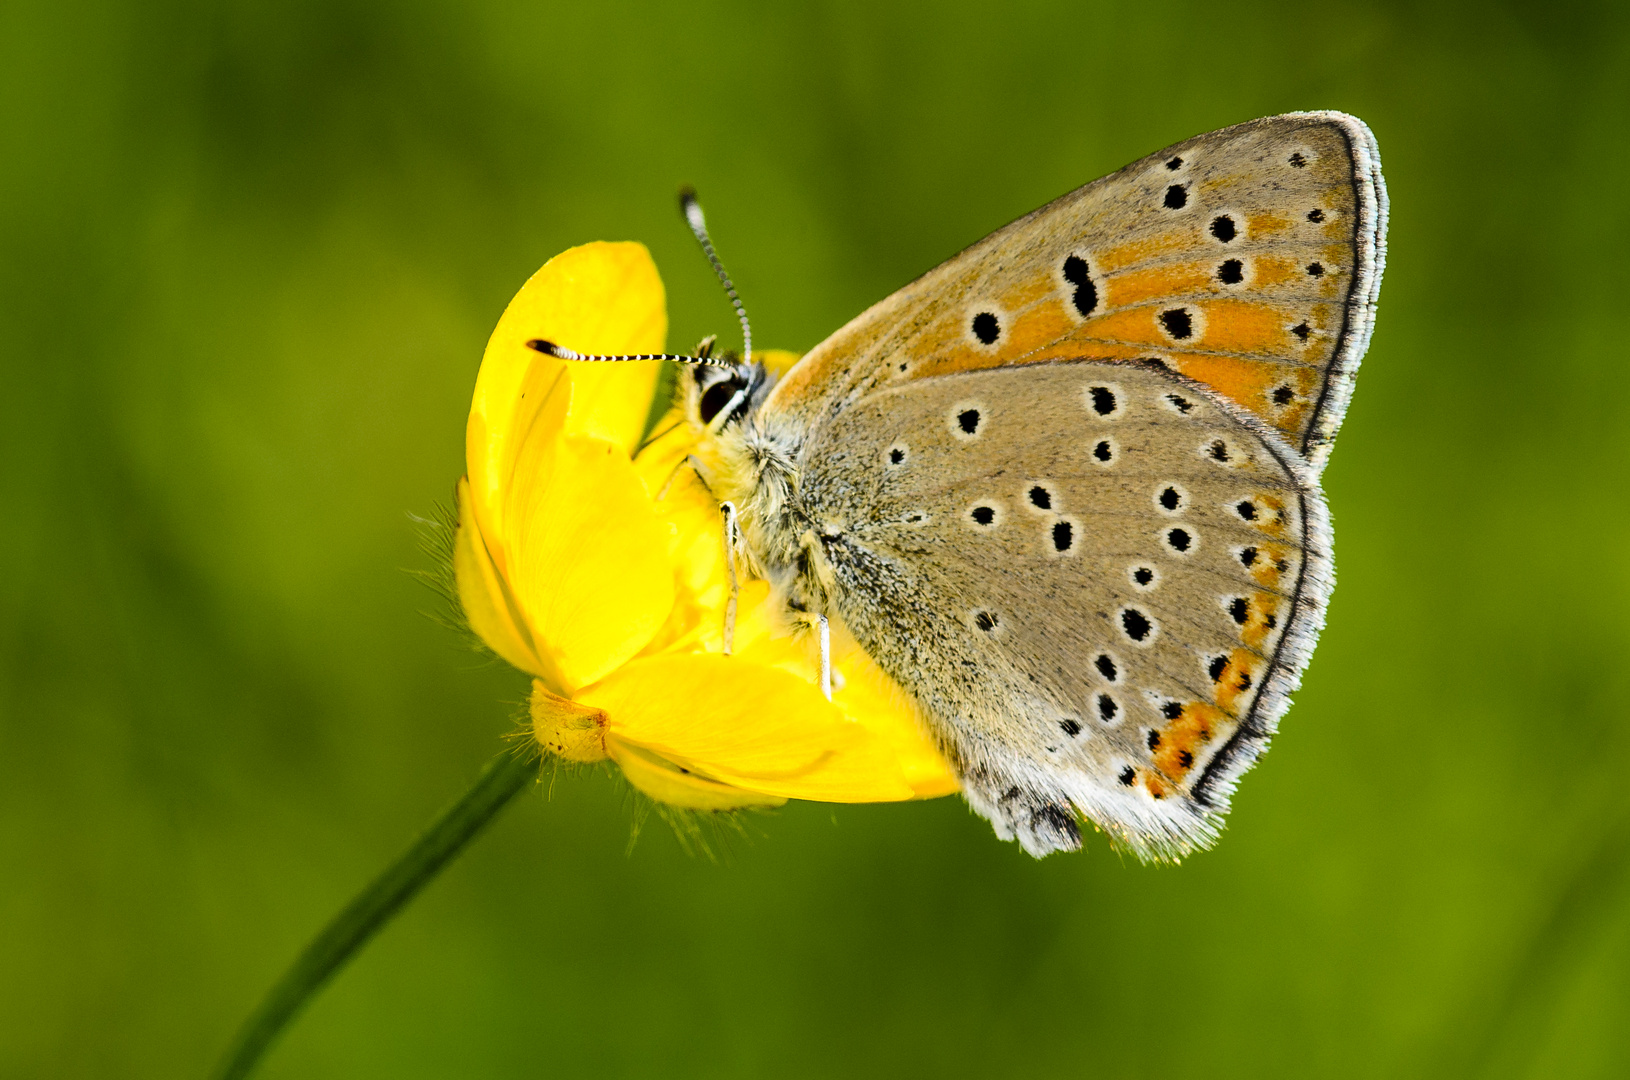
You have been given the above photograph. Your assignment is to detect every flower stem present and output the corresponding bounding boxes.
[211,748,538,1080]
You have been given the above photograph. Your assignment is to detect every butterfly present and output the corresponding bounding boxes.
[538,112,1387,859]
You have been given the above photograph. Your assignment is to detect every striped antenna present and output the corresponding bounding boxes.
[679,186,752,365]
[526,339,732,367]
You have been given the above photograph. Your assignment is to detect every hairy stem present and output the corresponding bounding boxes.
[212,748,538,1080]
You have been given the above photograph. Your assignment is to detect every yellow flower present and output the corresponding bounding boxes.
[454,241,957,810]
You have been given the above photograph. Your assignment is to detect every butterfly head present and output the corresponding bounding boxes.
[688,354,773,433]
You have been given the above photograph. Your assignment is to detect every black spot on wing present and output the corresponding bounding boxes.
[1062,255,1098,317]
[1160,309,1193,339]
[1120,608,1152,642]
[1163,184,1187,210]
[971,311,1000,344]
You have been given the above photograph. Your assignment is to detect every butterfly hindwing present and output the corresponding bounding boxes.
[770,112,1386,473]
[800,360,1330,859]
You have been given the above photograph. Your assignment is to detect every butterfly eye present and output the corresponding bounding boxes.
[697,375,748,425]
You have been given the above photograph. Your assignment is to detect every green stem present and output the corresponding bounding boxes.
[212,748,538,1080]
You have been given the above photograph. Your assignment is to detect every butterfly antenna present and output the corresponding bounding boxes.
[526,339,731,367]
[678,186,752,365]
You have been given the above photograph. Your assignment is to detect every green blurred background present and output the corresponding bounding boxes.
[4,0,1629,1076]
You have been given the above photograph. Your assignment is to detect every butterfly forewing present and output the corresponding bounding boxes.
[771,112,1386,473]
[800,361,1330,858]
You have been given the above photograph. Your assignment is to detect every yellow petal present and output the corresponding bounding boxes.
[506,435,676,694]
[579,653,917,803]
[606,737,785,810]
[467,242,666,554]
[827,639,961,798]
[728,600,959,799]
[530,681,609,763]
[453,476,551,680]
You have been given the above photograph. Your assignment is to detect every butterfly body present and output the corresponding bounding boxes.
[692,113,1386,859]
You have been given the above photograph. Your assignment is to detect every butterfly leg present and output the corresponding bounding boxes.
[719,500,740,656]
[817,614,832,701]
